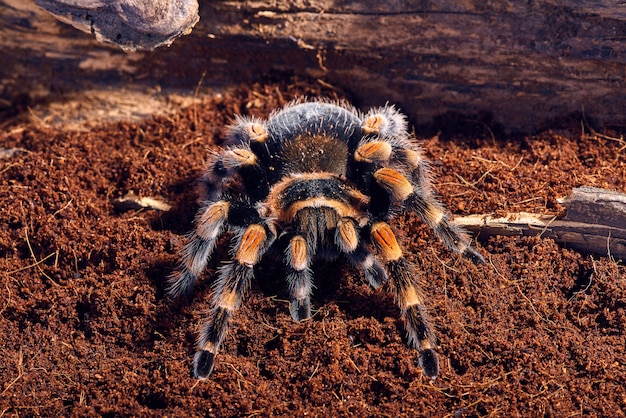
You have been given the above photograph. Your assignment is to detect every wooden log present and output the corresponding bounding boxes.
[2,0,626,131]
[455,187,626,261]
[35,0,199,51]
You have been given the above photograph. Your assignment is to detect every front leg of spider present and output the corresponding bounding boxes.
[169,99,483,379]
[194,220,274,378]
[370,221,440,377]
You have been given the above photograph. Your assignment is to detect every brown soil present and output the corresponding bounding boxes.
[1,81,625,417]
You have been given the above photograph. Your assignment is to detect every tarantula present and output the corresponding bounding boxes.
[168,99,484,379]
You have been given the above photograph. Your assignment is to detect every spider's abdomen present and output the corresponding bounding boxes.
[266,101,363,149]
[277,134,350,176]
[262,102,365,179]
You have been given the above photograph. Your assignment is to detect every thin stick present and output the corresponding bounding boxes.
[0,348,24,396]
[6,251,57,275]
[23,228,61,287]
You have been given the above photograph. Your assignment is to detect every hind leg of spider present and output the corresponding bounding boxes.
[168,200,230,299]
[370,221,439,378]
[361,105,409,138]
[359,104,438,198]
[193,222,273,379]
[286,235,314,321]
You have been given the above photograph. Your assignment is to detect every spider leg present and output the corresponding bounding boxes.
[370,221,439,378]
[170,132,274,298]
[361,105,409,138]
[406,191,485,264]
[194,261,252,379]
[334,217,388,288]
[356,110,482,263]
[194,219,275,379]
[223,116,269,146]
[285,234,313,320]
[201,145,269,202]
[374,167,485,264]
[393,143,436,197]
[283,206,333,322]
[358,106,434,196]
[168,200,229,298]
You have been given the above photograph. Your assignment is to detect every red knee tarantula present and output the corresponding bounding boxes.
[168,99,484,379]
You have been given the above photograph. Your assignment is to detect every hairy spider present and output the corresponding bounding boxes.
[168,99,484,379]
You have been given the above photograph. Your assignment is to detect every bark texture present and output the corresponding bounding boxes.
[455,187,626,261]
[34,0,199,51]
[2,0,626,131]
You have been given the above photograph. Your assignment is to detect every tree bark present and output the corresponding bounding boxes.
[455,187,626,261]
[34,0,199,51]
[2,0,626,131]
